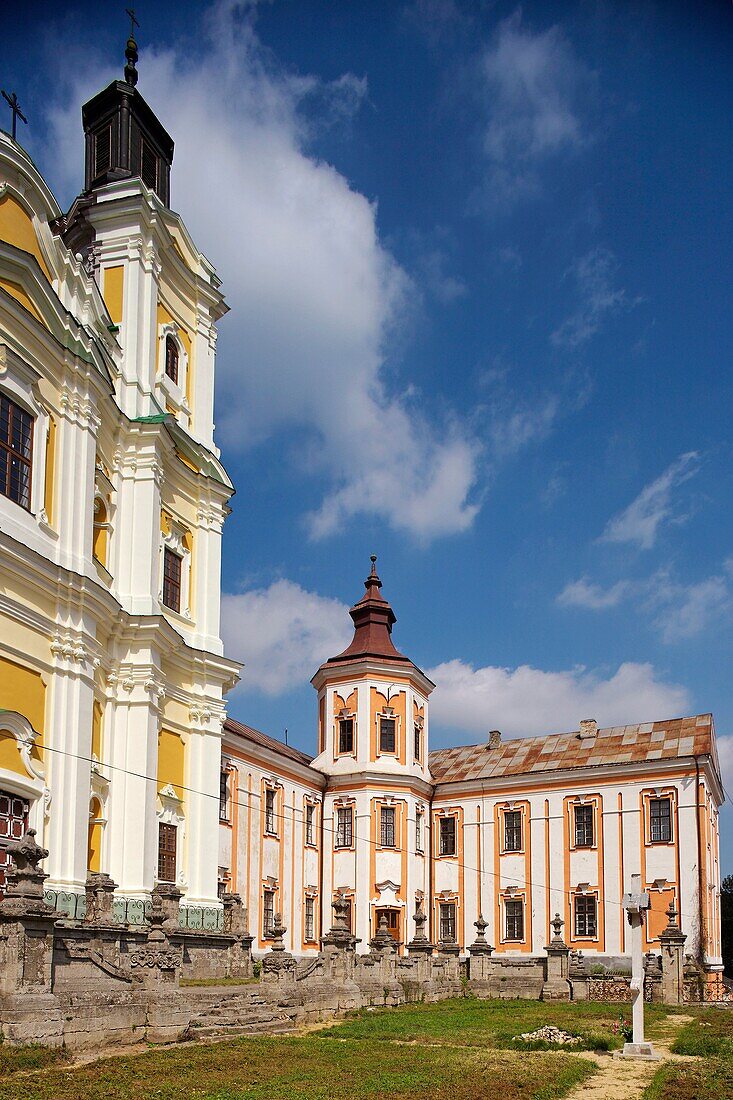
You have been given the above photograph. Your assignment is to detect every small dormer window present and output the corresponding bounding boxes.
[165,335,179,384]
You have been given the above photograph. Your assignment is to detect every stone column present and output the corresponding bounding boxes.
[659,901,686,1006]
[0,830,63,1044]
[154,882,183,933]
[222,892,252,978]
[262,913,296,980]
[468,914,494,983]
[84,872,119,926]
[542,913,571,1001]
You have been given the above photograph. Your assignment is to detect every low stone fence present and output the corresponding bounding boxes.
[0,831,707,1051]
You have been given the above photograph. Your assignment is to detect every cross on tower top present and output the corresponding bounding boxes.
[125,7,139,37]
[1,90,27,142]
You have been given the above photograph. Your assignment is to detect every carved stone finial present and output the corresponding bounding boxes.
[6,828,48,873]
[0,829,55,917]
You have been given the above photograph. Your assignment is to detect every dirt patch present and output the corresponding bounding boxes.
[565,1014,693,1100]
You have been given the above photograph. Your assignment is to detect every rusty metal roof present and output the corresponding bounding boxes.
[224,717,314,768]
[429,714,715,785]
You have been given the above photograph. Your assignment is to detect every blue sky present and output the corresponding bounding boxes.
[9,1,733,859]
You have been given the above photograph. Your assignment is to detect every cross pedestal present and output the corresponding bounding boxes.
[615,874,659,1060]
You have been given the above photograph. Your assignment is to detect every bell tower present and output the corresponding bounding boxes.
[312,558,434,953]
[81,19,174,205]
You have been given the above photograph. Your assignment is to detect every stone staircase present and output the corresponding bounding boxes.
[185,985,301,1041]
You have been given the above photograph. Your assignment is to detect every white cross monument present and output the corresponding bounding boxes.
[616,873,659,1060]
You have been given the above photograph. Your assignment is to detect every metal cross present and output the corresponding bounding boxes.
[1,90,27,142]
[125,7,139,38]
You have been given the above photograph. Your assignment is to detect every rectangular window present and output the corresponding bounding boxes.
[305,803,315,846]
[415,812,423,853]
[379,716,396,753]
[165,335,179,384]
[414,723,421,761]
[265,788,277,835]
[305,896,315,941]
[504,810,522,852]
[574,804,594,848]
[336,806,353,848]
[380,806,396,847]
[439,816,456,856]
[439,902,456,942]
[650,797,672,843]
[574,895,597,938]
[219,769,230,821]
[338,717,354,754]
[157,822,177,883]
[263,889,275,938]
[0,394,33,511]
[505,898,524,941]
[162,547,182,612]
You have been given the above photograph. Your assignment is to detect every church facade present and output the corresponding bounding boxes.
[0,41,724,975]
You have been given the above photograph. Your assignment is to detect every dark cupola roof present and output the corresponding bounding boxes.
[80,23,174,206]
[326,556,411,666]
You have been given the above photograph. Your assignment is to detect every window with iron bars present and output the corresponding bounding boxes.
[574,804,594,847]
[265,788,277,835]
[305,803,315,846]
[504,810,522,852]
[650,797,672,843]
[439,902,456,942]
[505,898,524,941]
[574,894,597,937]
[415,812,423,853]
[263,889,275,938]
[219,769,230,821]
[380,805,396,847]
[336,806,353,848]
[439,815,456,856]
[305,896,315,941]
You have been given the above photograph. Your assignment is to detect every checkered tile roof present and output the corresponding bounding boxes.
[428,714,715,785]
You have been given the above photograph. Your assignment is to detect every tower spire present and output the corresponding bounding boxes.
[325,556,410,666]
[124,8,140,86]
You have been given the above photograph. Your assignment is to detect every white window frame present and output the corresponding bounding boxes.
[156,323,190,424]
[159,518,192,620]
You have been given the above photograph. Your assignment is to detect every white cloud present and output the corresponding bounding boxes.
[221,580,351,695]
[648,566,733,643]
[551,248,635,349]
[601,452,701,550]
[426,658,690,740]
[557,577,631,610]
[479,10,589,208]
[45,1,480,543]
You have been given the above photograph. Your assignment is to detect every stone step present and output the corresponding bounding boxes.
[192,1020,297,1039]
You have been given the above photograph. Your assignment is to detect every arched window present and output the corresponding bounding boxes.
[92,496,109,566]
[87,797,104,873]
[164,334,179,385]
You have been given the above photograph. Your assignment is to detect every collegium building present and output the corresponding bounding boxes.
[0,45,724,977]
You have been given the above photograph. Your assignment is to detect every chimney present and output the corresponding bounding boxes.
[578,718,598,740]
[488,730,502,749]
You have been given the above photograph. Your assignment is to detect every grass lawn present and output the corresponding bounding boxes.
[0,997,652,1100]
[0,1043,70,1077]
[645,1008,733,1100]
[0,1034,595,1100]
[320,996,672,1052]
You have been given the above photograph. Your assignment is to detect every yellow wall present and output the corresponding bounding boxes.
[157,727,185,801]
[0,729,26,776]
[44,417,56,526]
[87,797,103,873]
[91,700,103,762]
[0,194,52,280]
[0,277,44,324]
[92,499,108,565]
[103,266,124,325]
[0,656,45,760]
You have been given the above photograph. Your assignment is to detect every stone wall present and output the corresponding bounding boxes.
[0,836,700,1052]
